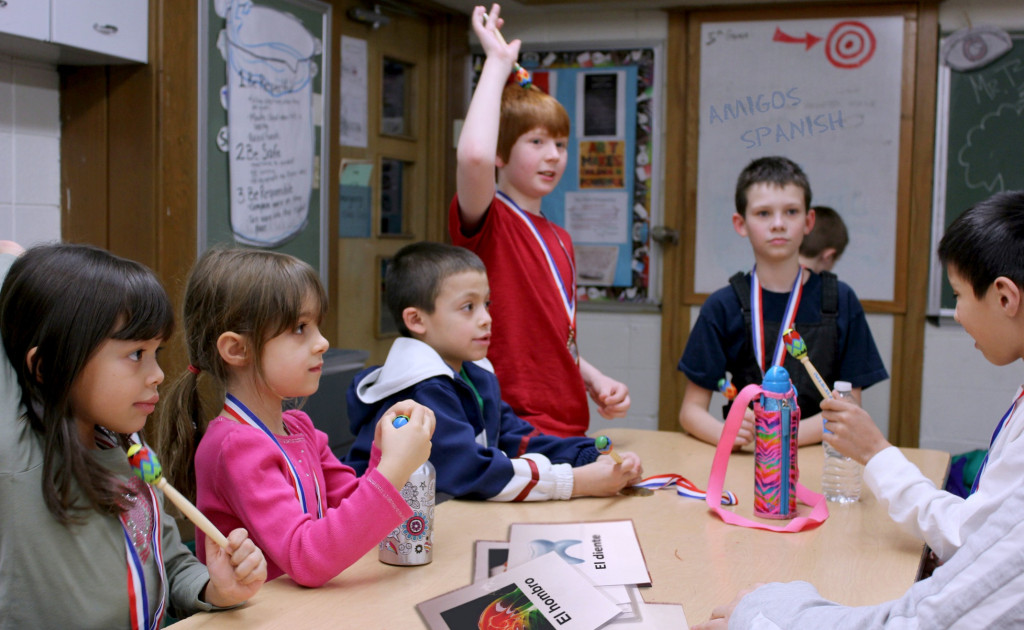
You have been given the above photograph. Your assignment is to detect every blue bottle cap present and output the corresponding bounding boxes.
[762,365,791,394]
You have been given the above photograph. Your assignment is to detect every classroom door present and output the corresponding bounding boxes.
[335,3,462,365]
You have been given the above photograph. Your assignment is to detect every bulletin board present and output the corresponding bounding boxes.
[691,13,906,305]
[930,32,1024,316]
[474,47,660,303]
[197,0,331,282]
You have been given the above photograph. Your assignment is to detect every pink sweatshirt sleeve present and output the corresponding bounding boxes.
[206,417,411,587]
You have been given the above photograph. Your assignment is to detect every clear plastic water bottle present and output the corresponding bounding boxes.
[822,381,863,503]
[379,460,435,565]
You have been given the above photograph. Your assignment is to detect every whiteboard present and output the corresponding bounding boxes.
[695,16,904,302]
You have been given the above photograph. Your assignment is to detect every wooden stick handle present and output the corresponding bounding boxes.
[481,13,508,46]
[799,356,833,400]
[608,450,624,465]
[156,478,230,549]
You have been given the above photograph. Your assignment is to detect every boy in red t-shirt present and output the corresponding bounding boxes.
[449,3,628,437]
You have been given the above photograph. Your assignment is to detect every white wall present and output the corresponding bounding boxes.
[579,311,662,432]
[0,55,61,247]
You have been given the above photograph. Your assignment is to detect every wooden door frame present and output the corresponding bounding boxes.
[658,1,939,448]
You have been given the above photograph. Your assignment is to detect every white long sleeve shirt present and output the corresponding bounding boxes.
[729,476,1024,628]
[864,385,1024,562]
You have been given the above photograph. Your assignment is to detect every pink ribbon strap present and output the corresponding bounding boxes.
[705,384,829,532]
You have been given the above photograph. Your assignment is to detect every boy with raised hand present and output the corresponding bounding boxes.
[344,242,642,501]
[799,205,849,273]
[691,191,1024,630]
[449,3,629,438]
[678,156,887,449]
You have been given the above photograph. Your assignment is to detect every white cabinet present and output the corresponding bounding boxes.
[52,0,147,64]
[0,0,147,65]
[0,1,49,41]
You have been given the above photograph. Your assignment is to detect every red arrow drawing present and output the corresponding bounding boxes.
[773,27,822,50]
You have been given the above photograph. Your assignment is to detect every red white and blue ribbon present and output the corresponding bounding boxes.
[121,482,166,630]
[497,191,576,325]
[92,429,167,629]
[223,393,323,518]
[750,265,804,377]
[971,388,1024,494]
[632,473,738,506]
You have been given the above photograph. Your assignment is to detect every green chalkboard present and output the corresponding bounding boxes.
[932,33,1024,314]
[198,0,330,282]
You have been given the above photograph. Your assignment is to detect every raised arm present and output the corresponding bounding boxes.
[455,4,520,229]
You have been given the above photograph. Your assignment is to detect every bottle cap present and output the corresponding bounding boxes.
[834,380,852,392]
[762,365,792,394]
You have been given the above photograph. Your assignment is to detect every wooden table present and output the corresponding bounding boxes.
[170,428,949,628]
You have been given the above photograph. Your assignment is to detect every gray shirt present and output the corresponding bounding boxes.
[0,253,213,629]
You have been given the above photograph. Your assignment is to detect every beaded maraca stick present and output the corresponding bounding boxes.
[717,377,738,401]
[782,328,833,400]
[127,444,229,548]
[594,435,623,464]
[481,13,533,88]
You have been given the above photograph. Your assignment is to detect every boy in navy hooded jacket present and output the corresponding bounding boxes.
[344,242,642,501]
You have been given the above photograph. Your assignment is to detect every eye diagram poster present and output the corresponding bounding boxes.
[217,0,321,247]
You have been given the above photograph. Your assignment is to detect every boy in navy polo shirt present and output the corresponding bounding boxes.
[678,156,887,450]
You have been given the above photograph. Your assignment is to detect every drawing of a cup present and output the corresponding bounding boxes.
[218,0,321,247]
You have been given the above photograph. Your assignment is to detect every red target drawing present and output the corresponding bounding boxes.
[826,21,876,69]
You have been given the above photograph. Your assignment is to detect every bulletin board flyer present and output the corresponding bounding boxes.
[417,552,620,630]
[507,520,651,587]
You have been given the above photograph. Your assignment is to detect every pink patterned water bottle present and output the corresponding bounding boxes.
[753,366,800,519]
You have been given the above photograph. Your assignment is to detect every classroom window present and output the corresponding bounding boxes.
[381,58,414,137]
[379,158,413,236]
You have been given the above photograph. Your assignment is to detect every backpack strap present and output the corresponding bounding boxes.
[820,270,839,316]
[729,271,752,314]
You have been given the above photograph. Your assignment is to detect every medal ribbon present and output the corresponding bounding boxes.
[497,191,576,325]
[971,388,1024,494]
[632,473,738,506]
[121,484,166,630]
[750,265,804,377]
[223,394,323,518]
[93,428,167,630]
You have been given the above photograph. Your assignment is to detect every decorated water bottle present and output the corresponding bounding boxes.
[753,366,800,519]
[822,381,863,503]
[378,460,435,566]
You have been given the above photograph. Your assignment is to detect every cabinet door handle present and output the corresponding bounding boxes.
[93,23,119,36]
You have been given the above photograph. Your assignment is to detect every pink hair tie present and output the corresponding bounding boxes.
[187,364,201,375]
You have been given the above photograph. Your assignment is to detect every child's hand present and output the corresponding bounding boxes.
[584,371,631,419]
[691,584,765,630]
[572,451,643,497]
[0,240,24,256]
[201,528,267,608]
[376,400,434,490]
[820,397,890,465]
[731,408,756,451]
[472,4,520,67]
